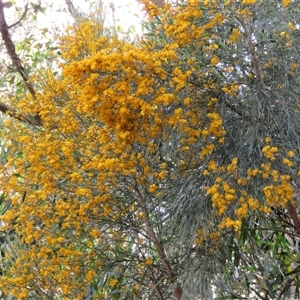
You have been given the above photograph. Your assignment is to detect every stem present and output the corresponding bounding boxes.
[238,17,262,83]
[65,0,81,19]
[0,0,42,126]
[134,237,165,300]
[0,102,42,126]
[135,186,182,299]
[0,0,35,97]
[287,202,300,235]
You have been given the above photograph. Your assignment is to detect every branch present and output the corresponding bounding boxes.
[151,0,165,8]
[0,0,35,97]
[7,2,28,29]
[287,202,300,236]
[135,240,165,300]
[237,16,262,83]
[134,186,182,300]
[0,102,42,126]
[0,0,42,126]
[65,0,82,19]
[224,99,250,120]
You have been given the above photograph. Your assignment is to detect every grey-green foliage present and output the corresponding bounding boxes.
[141,1,300,299]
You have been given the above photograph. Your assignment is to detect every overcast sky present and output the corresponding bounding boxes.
[11,0,144,34]
[5,0,142,37]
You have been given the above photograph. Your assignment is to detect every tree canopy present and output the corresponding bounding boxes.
[0,0,300,299]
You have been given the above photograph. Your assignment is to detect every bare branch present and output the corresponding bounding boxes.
[0,0,42,126]
[0,0,35,97]
[7,2,28,29]
[65,0,82,19]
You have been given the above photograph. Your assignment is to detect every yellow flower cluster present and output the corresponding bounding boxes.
[194,228,220,251]
[229,28,241,43]
[262,145,278,161]
[0,11,227,296]
[204,140,296,231]
[219,218,242,232]
[206,178,237,215]
[263,180,293,207]
[242,0,257,4]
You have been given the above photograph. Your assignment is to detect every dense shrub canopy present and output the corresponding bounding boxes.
[0,0,300,299]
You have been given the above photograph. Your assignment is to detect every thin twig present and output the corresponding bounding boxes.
[135,239,165,300]
[7,2,28,29]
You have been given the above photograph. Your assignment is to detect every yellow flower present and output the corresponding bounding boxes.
[85,270,96,281]
[215,177,222,183]
[109,278,118,288]
[211,55,219,66]
[203,169,210,176]
[145,258,153,265]
[184,97,191,106]
[208,160,217,171]
[242,0,256,4]
[235,204,247,219]
[262,145,278,160]
[214,13,223,25]
[283,158,293,167]
[229,28,241,43]
[247,197,259,209]
[149,184,158,193]
[231,157,238,165]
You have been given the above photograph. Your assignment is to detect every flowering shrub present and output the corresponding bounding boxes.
[0,0,300,299]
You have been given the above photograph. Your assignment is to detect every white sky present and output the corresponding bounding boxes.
[12,0,144,35]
